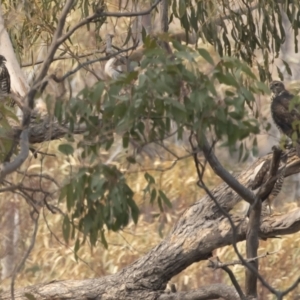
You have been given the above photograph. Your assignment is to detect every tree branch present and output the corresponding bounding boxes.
[56,0,162,47]
[58,44,137,82]
[208,257,245,299]
[99,0,162,18]
[158,284,239,300]
[198,133,256,205]
[33,0,74,85]
[21,48,106,68]
[0,129,29,181]
[208,251,278,268]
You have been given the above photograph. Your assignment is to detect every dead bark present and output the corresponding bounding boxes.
[1,149,300,299]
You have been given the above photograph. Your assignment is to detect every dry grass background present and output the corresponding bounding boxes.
[0,1,300,299]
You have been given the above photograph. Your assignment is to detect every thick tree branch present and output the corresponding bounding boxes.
[20,120,89,144]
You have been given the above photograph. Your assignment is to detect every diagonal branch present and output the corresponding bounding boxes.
[33,0,75,86]
[198,133,256,205]
[0,129,29,181]
[208,257,245,299]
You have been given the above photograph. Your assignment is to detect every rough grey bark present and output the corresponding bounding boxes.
[9,118,89,144]
[1,149,300,299]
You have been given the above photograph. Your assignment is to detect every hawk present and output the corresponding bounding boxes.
[0,55,13,106]
[270,80,300,156]
[249,153,287,215]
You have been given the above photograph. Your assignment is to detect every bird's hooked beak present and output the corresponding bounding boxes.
[269,82,276,92]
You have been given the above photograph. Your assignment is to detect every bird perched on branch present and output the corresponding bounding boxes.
[249,154,287,214]
[0,55,13,106]
[270,80,300,156]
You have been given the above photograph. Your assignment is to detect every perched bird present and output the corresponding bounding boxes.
[0,55,13,106]
[249,154,287,214]
[270,80,300,156]
[104,57,123,80]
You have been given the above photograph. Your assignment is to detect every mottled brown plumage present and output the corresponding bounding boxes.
[270,80,300,156]
[0,55,14,107]
[250,155,287,214]
[0,55,10,93]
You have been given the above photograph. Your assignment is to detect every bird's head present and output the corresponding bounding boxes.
[269,80,285,96]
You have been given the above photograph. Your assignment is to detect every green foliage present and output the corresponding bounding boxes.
[59,164,139,248]
[144,172,172,212]
[171,0,300,81]
[8,0,292,251]
[55,35,269,250]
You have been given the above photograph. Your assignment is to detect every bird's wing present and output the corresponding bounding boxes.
[0,64,10,94]
[251,160,270,190]
[272,92,298,134]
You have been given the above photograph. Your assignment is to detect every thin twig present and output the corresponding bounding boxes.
[98,0,162,18]
[21,47,106,68]
[222,265,245,299]
[280,277,300,298]
[58,43,138,82]
[208,251,278,268]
